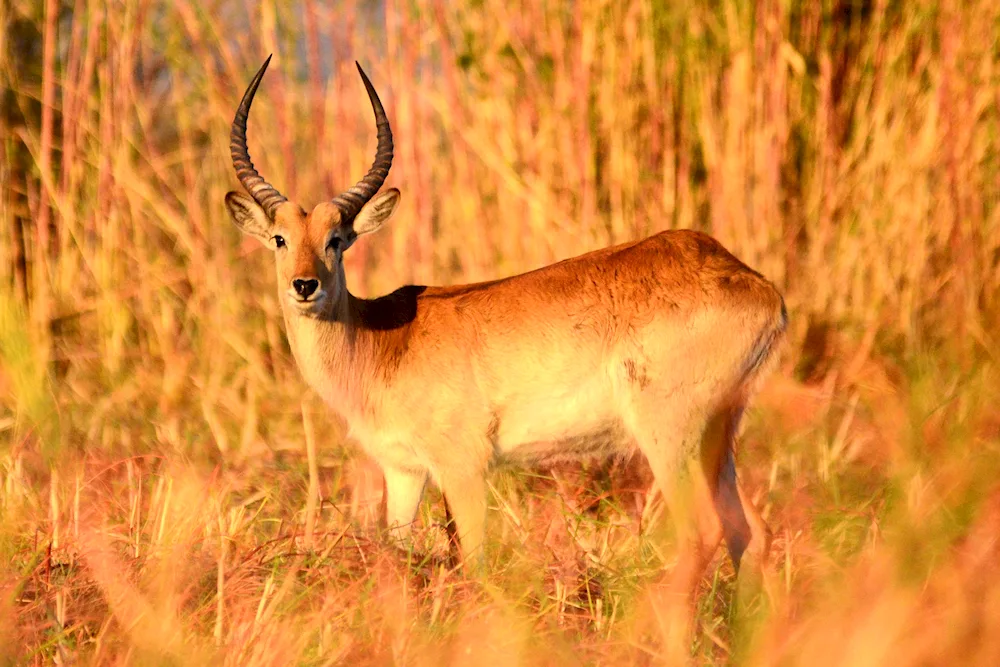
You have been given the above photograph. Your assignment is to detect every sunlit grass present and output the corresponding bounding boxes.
[2,0,1000,664]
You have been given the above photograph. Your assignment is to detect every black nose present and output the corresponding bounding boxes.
[292,278,320,299]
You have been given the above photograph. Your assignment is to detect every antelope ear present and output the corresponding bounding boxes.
[352,188,400,238]
[225,191,271,243]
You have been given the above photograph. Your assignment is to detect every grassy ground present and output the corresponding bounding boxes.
[2,0,999,664]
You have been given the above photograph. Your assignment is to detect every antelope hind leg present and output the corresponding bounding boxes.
[711,407,772,609]
[632,412,724,663]
[735,478,771,605]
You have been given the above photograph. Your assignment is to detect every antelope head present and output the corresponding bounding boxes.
[225,56,400,318]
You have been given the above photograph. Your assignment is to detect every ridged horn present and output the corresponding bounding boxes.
[330,62,394,224]
[230,54,288,220]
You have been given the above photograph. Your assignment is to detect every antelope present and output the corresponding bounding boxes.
[225,56,786,598]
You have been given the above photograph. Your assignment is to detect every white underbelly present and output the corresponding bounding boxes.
[494,379,631,464]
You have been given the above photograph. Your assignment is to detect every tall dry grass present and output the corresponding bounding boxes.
[1,0,999,664]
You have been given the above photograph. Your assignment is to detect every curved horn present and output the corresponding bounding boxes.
[330,62,394,223]
[230,54,288,220]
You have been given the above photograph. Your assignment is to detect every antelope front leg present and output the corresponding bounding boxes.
[383,466,428,542]
[438,471,488,574]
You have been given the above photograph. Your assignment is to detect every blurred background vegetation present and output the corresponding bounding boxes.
[1,0,999,664]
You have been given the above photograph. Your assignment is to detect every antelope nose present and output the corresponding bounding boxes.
[292,278,320,299]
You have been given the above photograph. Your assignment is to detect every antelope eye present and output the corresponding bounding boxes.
[327,236,342,252]
[272,235,286,249]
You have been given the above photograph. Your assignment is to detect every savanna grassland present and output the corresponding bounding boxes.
[2,1,1000,664]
